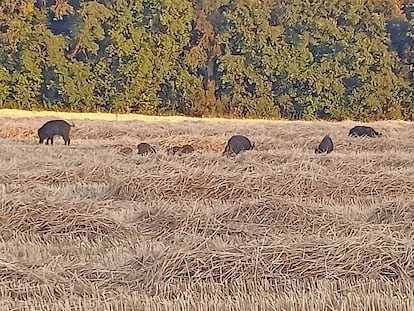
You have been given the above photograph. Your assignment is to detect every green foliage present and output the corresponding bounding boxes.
[216,0,280,117]
[71,1,112,57]
[0,65,10,106]
[0,0,413,120]
[273,0,412,120]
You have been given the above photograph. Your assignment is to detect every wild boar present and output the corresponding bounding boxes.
[315,135,334,154]
[38,120,74,146]
[137,142,156,155]
[223,135,253,156]
[179,144,195,154]
[349,126,382,138]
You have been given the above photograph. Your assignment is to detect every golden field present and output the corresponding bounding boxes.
[0,109,413,310]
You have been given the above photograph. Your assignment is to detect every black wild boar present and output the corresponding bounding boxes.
[349,126,382,138]
[38,120,74,146]
[137,142,156,155]
[315,135,334,154]
[223,135,253,156]
[180,144,195,154]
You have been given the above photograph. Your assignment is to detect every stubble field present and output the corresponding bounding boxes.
[0,110,413,310]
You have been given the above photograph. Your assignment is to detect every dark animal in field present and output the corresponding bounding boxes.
[169,144,195,155]
[348,126,382,138]
[315,135,334,154]
[38,120,74,146]
[223,135,254,156]
[180,144,195,154]
[137,142,156,155]
[119,147,133,155]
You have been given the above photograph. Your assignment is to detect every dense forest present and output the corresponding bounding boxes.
[1,0,414,120]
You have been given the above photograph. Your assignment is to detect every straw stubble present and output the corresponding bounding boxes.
[0,116,413,310]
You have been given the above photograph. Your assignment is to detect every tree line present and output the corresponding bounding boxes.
[1,0,414,120]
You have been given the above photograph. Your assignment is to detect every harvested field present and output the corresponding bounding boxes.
[0,110,413,310]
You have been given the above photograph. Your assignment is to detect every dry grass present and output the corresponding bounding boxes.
[0,111,413,310]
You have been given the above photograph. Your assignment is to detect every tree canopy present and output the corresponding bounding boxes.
[0,0,413,120]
